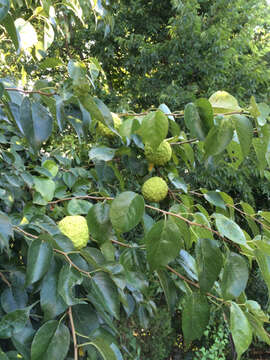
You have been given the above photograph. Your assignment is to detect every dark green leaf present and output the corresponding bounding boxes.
[230,302,252,360]
[182,292,210,343]
[0,307,30,339]
[195,98,214,135]
[203,191,226,209]
[184,102,205,140]
[109,191,145,233]
[221,252,249,300]
[137,110,168,149]
[232,114,253,157]
[1,287,28,313]
[11,323,35,359]
[91,272,120,319]
[195,238,223,293]
[0,213,13,250]
[177,250,198,281]
[67,198,93,215]
[87,203,112,245]
[40,259,67,321]
[58,265,84,306]
[31,321,70,360]
[2,13,19,51]
[254,250,270,297]
[156,269,177,313]
[89,337,118,360]
[26,236,53,286]
[0,0,10,22]
[204,118,234,157]
[168,173,187,193]
[146,219,182,271]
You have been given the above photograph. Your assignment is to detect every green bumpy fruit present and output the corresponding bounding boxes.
[97,112,122,137]
[142,177,168,202]
[144,140,172,166]
[58,215,89,249]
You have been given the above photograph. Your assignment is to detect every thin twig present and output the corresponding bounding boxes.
[68,307,78,360]
[49,195,113,205]
[170,138,198,145]
[54,249,92,278]
[5,88,57,97]
[0,272,11,287]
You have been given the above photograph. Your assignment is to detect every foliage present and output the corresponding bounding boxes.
[1,1,270,360]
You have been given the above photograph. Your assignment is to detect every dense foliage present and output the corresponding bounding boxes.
[1,1,270,360]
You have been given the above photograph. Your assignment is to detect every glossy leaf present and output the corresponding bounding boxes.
[67,198,92,215]
[221,252,249,300]
[89,146,116,162]
[40,259,67,321]
[195,98,214,135]
[177,249,198,281]
[232,114,253,157]
[31,321,70,360]
[91,272,120,319]
[87,202,112,244]
[1,287,28,313]
[209,91,241,113]
[230,302,252,360]
[25,237,53,286]
[156,269,177,313]
[0,0,10,22]
[214,213,246,245]
[254,250,270,296]
[204,118,234,157]
[184,102,205,140]
[109,191,145,233]
[195,238,223,293]
[58,265,84,306]
[19,98,53,151]
[146,219,182,271]
[33,177,55,202]
[137,110,168,149]
[0,212,13,250]
[0,307,30,338]
[89,337,118,360]
[182,292,210,343]
[203,191,226,209]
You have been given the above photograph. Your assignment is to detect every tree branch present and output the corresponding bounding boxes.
[68,306,78,360]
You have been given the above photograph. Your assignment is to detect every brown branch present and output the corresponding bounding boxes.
[170,138,198,145]
[68,306,78,360]
[48,195,113,205]
[0,272,11,287]
[5,88,57,97]
[111,239,132,248]
[54,249,92,278]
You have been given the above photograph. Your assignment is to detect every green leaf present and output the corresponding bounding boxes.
[146,219,182,271]
[0,213,13,250]
[73,304,99,340]
[0,0,10,23]
[168,173,187,193]
[2,13,19,51]
[137,110,168,149]
[89,146,116,162]
[240,202,259,236]
[195,98,214,135]
[25,236,53,286]
[232,114,253,157]
[257,103,270,126]
[109,191,145,233]
[182,292,210,343]
[90,272,120,319]
[89,337,118,360]
[230,302,252,360]
[245,312,270,345]
[195,238,223,293]
[0,307,30,338]
[19,98,53,151]
[221,252,249,300]
[204,118,234,157]
[68,60,86,81]
[67,198,93,215]
[11,323,34,359]
[40,259,67,321]
[214,213,246,245]
[31,321,70,360]
[15,18,38,50]
[177,250,198,281]
[1,287,28,313]
[203,191,226,209]
[58,265,84,306]
[156,269,177,313]
[209,91,242,113]
[184,102,205,140]
[254,250,270,297]
[87,203,112,245]
[33,176,55,202]
[119,117,140,138]
[42,160,58,177]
